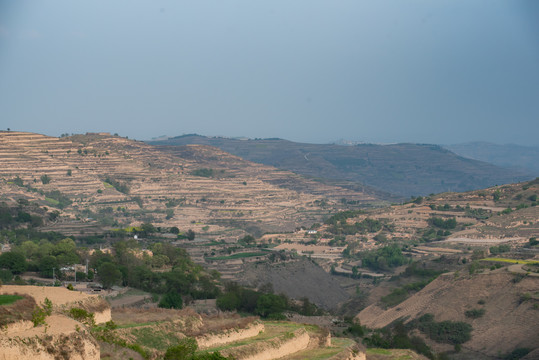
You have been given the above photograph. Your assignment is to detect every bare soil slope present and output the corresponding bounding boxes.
[357,272,539,358]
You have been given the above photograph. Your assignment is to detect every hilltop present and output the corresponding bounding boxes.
[148,135,533,197]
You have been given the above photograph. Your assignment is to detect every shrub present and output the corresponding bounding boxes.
[191,168,214,178]
[158,291,183,309]
[32,298,53,327]
[464,308,485,318]
[69,307,95,326]
[428,217,457,229]
[519,293,531,304]
[40,174,51,184]
[164,338,198,360]
[256,293,287,318]
[361,244,408,271]
[489,244,510,255]
[346,323,365,337]
[104,177,130,194]
[504,348,531,360]
[415,313,472,344]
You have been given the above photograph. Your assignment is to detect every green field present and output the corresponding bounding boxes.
[45,197,60,205]
[481,258,539,265]
[0,294,24,306]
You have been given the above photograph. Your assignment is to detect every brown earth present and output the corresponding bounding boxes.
[357,272,539,358]
[0,131,376,237]
[0,285,110,360]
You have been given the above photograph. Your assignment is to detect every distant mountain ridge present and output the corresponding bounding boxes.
[445,142,539,175]
[148,135,533,197]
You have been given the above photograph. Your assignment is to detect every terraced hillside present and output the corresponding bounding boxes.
[0,131,376,236]
[105,308,365,360]
[149,135,533,197]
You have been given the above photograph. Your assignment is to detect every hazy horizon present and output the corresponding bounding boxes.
[1,1,538,146]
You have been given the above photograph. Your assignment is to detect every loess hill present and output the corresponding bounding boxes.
[0,131,376,236]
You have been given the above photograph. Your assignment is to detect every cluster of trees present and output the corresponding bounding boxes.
[8,179,72,209]
[489,244,510,255]
[90,240,220,304]
[360,245,409,271]
[428,217,457,230]
[327,218,383,235]
[363,314,472,359]
[421,228,451,242]
[324,210,364,226]
[0,206,43,229]
[190,168,215,178]
[429,204,465,212]
[363,321,435,359]
[413,313,472,345]
[465,207,491,220]
[216,282,322,319]
[110,224,195,240]
[104,177,130,194]
[0,228,82,280]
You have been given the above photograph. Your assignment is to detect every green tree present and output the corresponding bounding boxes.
[141,223,157,236]
[0,269,13,283]
[216,292,241,311]
[20,241,39,259]
[97,262,122,289]
[158,291,183,309]
[256,293,287,318]
[0,252,27,274]
[39,255,57,278]
[40,174,51,184]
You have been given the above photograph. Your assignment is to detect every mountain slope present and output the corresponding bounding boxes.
[149,135,532,197]
[445,142,539,175]
[357,272,539,358]
[0,131,376,236]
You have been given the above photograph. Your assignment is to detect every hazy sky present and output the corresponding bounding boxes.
[1,1,538,145]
